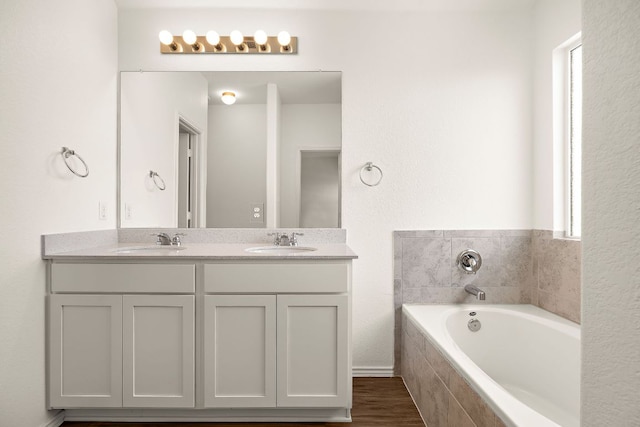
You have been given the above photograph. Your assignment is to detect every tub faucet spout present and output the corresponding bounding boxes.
[465,284,486,301]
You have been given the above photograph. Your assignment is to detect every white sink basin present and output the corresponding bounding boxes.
[245,246,317,255]
[112,246,187,254]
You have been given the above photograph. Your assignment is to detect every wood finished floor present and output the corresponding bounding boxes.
[62,377,424,427]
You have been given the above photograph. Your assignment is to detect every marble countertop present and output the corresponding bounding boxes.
[43,242,358,261]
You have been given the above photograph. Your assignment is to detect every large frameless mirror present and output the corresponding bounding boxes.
[119,71,342,229]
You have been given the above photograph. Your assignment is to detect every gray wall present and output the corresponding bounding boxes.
[300,154,340,228]
[280,104,341,228]
[207,104,267,228]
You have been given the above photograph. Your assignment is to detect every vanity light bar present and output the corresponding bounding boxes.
[159,30,297,54]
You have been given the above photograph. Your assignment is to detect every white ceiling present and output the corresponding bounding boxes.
[115,0,535,11]
[203,71,341,105]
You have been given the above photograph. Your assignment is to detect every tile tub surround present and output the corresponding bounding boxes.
[395,230,534,305]
[531,230,581,324]
[393,230,581,373]
[401,312,508,427]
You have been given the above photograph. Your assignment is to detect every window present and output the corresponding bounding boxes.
[567,42,582,238]
[554,34,582,238]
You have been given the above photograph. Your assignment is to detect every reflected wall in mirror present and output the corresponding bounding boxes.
[119,71,342,229]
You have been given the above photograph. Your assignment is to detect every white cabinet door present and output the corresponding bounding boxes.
[122,295,195,407]
[49,295,123,408]
[276,294,349,407]
[204,295,277,407]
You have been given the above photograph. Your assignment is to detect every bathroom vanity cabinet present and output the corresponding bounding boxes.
[203,294,348,408]
[203,261,350,409]
[49,293,195,408]
[44,245,355,423]
[48,263,196,409]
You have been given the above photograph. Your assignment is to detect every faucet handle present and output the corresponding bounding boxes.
[172,233,186,246]
[290,232,304,246]
[267,232,281,245]
[151,233,162,245]
[457,249,482,274]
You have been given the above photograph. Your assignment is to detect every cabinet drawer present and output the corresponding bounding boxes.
[204,261,350,293]
[51,263,195,293]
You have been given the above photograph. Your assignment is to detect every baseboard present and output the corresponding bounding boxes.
[352,366,394,377]
[64,408,350,423]
[42,411,65,427]
[43,373,392,424]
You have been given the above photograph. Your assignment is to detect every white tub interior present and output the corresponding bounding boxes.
[403,304,580,427]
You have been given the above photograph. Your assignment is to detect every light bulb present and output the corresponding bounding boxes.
[206,30,220,46]
[230,30,244,46]
[277,30,291,46]
[221,91,236,105]
[182,29,197,45]
[254,30,268,45]
[158,30,174,45]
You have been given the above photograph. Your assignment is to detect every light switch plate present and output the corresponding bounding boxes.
[124,203,133,220]
[98,201,108,220]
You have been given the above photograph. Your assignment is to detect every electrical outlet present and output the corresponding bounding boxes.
[250,203,264,223]
[98,201,108,220]
[125,203,133,220]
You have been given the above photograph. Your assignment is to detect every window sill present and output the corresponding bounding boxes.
[552,230,581,241]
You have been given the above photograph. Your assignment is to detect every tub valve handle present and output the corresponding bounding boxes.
[457,249,482,274]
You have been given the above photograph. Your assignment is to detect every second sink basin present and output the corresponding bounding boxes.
[245,246,317,255]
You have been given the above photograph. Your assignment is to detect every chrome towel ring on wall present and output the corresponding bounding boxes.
[149,170,166,190]
[359,162,383,187]
[61,147,89,178]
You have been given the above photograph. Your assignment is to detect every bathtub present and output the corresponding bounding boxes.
[402,304,580,427]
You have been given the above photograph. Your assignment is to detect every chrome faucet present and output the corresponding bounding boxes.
[268,232,304,246]
[153,233,172,246]
[152,232,185,246]
[279,233,291,246]
[464,284,486,301]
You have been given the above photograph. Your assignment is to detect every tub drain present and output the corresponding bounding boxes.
[468,318,481,332]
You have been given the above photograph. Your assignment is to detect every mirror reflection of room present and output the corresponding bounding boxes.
[120,71,342,229]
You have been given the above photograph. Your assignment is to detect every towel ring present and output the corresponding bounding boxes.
[149,170,166,190]
[359,162,383,187]
[61,147,89,178]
